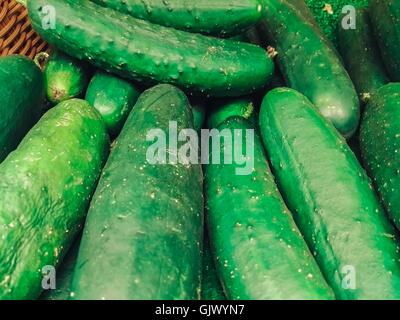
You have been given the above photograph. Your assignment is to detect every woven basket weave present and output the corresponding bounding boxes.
[0,0,48,58]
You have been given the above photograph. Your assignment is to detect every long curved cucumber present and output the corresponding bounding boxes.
[85,71,141,137]
[259,87,400,300]
[360,83,400,230]
[0,55,44,162]
[43,50,90,104]
[337,7,389,105]
[205,116,334,300]
[369,0,400,81]
[0,99,109,300]
[258,0,360,138]
[89,0,262,37]
[28,0,274,97]
[70,84,204,300]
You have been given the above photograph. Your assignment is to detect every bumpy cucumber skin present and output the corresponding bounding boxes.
[85,71,140,137]
[28,0,274,97]
[45,51,90,104]
[258,0,360,138]
[0,99,109,300]
[90,0,262,37]
[0,55,44,162]
[259,88,400,300]
[205,116,334,300]
[71,84,204,300]
[360,83,400,230]
[207,98,255,129]
[338,7,389,105]
[369,0,400,81]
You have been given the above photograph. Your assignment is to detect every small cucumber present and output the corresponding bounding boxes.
[360,83,400,230]
[369,0,400,81]
[85,71,141,137]
[0,99,109,299]
[337,7,389,105]
[258,0,360,138]
[70,84,204,300]
[0,55,44,162]
[28,0,274,97]
[89,0,263,37]
[205,116,334,300]
[259,87,400,300]
[43,50,90,104]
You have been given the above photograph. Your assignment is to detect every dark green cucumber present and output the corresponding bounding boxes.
[85,71,140,137]
[43,50,90,104]
[28,0,274,97]
[39,235,82,300]
[369,0,400,81]
[89,0,263,37]
[70,84,204,300]
[360,83,400,230]
[207,98,255,129]
[337,7,389,105]
[0,55,44,162]
[0,99,109,300]
[205,116,334,300]
[201,232,226,300]
[259,87,400,300]
[258,0,360,138]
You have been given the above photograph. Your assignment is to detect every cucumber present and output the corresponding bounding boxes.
[0,99,109,300]
[360,83,400,230]
[369,0,400,81]
[201,232,226,300]
[89,0,263,37]
[85,71,141,137]
[207,98,255,129]
[28,0,274,97]
[70,84,204,300]
[43,50,90,104]
[337,7,389,105]
[205,116,334,300]
[257,0,360,138]
[0,55,44,162]
[259,87,400,300]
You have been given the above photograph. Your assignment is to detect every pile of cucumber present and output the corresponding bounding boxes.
[0,0,399,300]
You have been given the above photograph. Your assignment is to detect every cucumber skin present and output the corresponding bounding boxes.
[259,88,400,300]
[71,84,204,300]
[205,116,334,300]
[0,99,109,300]
[90,0,263,37]
[0,55,44,162]
[85,71,140,137]
[360,83,400,230]
[28,0,274,98]
[369,0,400,81]
[45,51,90,104]
[337,7,389,105]
[258,0,360,138]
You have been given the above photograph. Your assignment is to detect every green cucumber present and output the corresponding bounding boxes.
[89,0,263,37]
[0,99,109,300]
[43,50,90,104]
[207,98,255,129]
[360,83,400,230]
[0,55,44,162]
[70,84,204,300]
[259,87,400,300]
[258,0,360,138]
[28,0,274,97]
[205,116,334,300]
[85,71,141,137]
[369,0,400,81]
[337,7,389,105]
